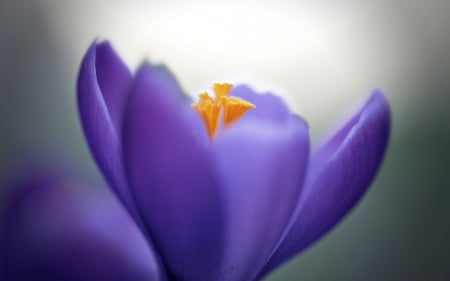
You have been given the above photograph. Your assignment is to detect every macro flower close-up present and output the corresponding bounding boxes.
[4,1,450,280]
[0,39,389,281]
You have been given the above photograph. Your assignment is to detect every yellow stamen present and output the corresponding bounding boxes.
[213,82,233,100]
[221,96,256,126]
[198,91,214,102]
[191,92,222,138]
[191,83,255,140]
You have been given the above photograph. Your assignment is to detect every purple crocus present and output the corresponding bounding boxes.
[77,40,390,280]
[1,40,390,281]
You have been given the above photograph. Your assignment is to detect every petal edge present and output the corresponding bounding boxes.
[262,89,390,275]
[123,64,225,281]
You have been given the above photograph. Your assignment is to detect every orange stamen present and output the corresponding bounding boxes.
[191,92,222,138]
[213,82,233,100]
[221,96,256,126]
[191,83,255,140]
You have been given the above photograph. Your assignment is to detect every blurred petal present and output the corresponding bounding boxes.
[211,116,309,281]
[263,90,390,274]
[77,41,137,219]
[95,41,132,132]
[123,64,225,281]
[230,85,291,123]
[1,169,164,281]
[187,107,210,146]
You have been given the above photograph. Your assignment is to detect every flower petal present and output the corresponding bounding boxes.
[262,90,390,275]
[122,64,225,280]
[211,115,309,281]
[95,41,132,132]
[230,85,291,123]
[1,169,164,281]
[77,41,137,219]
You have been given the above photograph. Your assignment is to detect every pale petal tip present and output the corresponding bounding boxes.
[367,88,391,130]
[369,88,390,114]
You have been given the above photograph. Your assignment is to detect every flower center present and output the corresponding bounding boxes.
[192,83,255,140]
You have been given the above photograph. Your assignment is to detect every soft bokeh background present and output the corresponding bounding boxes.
[1,0,449,280]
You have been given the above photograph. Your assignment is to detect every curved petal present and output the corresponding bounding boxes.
[262,90,390,275]
[122,64,225,281]
[230,85,291,123]
[95,41,132,132]
[1,169,164,281]
[211,115,309,281]
[77,41,137,219]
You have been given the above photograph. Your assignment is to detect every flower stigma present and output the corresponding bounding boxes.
[192,83,255,140]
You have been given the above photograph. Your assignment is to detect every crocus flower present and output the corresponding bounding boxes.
[77,40,390,280]
[1,40,390,281]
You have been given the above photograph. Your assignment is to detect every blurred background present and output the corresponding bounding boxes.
[0,0,449,280]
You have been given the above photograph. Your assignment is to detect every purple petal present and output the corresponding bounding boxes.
[122,64,225,281]
[1,169,164,281]
[230,85,291,123]
[211,115,309,281]
[262,90,391,275]
[77,41,137,219]
[95,41,132,132]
